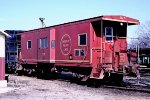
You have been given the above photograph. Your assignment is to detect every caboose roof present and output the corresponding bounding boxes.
[52,15,140,26]
[100,15,140,25]
[21,15,140,33]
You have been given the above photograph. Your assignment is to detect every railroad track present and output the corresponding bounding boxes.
[10,73,150,93]
[47,73,150,93]
[101,81,150,93]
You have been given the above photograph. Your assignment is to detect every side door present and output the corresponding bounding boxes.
[37,30,50,63]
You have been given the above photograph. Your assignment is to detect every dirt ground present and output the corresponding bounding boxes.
[0,74,150,100]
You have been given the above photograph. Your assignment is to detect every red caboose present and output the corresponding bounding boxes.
[18,15,139,81]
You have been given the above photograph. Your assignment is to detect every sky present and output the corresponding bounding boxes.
[0,0,150,41]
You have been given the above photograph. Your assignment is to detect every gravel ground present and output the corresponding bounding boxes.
[0,74,150,100]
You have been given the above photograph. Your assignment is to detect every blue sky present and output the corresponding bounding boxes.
[0,0,150,40]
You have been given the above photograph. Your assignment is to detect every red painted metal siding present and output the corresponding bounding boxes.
[55,21,91,65]
[21,28,51,64]
[21,30,38,64]
[0,57,5,80]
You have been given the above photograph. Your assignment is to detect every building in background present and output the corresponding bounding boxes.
[138,48,150,67]
[0,30,10,87]
[4,30,24,73]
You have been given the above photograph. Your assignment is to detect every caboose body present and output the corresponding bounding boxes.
[18,15,139,81]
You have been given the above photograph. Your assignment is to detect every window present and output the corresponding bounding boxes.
[80,49,85,56]
[40,38,48,48]
[75,49,85,56]
[105,27,113,41]
[18,44,21,49]
[27,40,32,49]
[78,33,87,46]
[51,40,55,48]
[75,49,80,56]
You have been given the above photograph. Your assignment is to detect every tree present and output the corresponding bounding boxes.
[138,21,150,48]
[128,39,138,49]
[129,21,150,49]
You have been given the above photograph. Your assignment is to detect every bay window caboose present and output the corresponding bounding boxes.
[18,15,139,81]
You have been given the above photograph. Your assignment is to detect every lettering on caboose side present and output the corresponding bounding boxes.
[60,34,71,55]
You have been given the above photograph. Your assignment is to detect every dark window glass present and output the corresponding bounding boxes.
[18,45,21,49]
[79,34,87,46]
[27,41,32,49]
[51,40,55,48]
[105,27,113,41]
[106,37,112,41]
[75,50,80,56]
[106,28,112,35]
[40,38,48,48]
[80,49,85,56]
[75,49,85,56]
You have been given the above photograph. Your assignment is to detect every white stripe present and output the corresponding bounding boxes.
[90,49,92,64]
[22,59,89,63]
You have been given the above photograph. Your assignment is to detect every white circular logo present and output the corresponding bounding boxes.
[60,34,71,55]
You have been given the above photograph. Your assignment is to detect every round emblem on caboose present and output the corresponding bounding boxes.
[60,34,71,55]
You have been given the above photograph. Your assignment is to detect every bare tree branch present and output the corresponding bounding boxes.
[129,21,150,49]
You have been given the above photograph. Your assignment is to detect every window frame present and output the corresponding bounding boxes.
[105,27,113,42]
[39,37,48,49]
[74,49,85,57]
[78,33,87,46]
[27,40,32,49]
